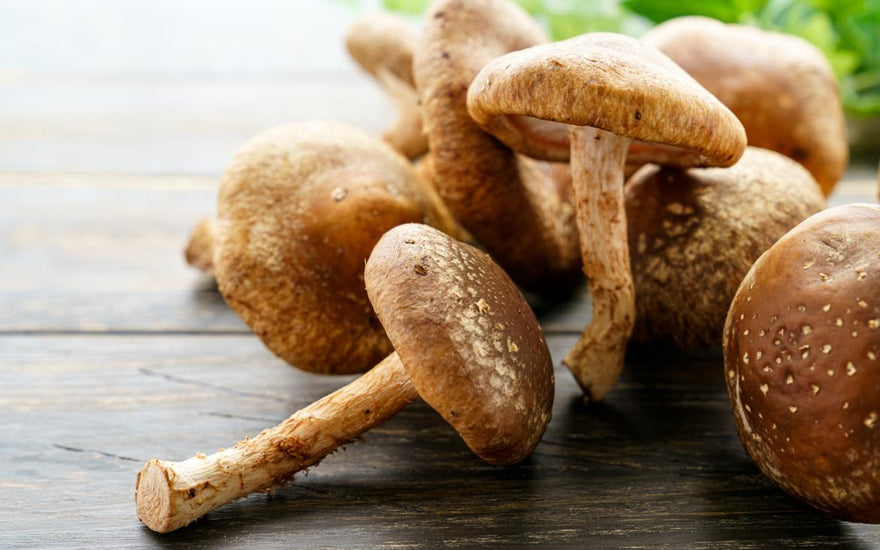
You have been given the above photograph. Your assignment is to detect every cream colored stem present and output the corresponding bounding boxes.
[563,126,635,401]
[135,352,417,533]
[183,217,216,275]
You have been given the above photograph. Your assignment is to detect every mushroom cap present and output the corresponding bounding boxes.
[643,16,848,195]
[724,203,880,523]
[365,223,554,465]
[467,32,746,168]
[413,0,581,291]
[627,147,825,349]
[214,121,453,375]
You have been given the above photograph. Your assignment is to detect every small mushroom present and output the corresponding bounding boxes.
[135,223,554,533]
[627,147,825,349]
[467,32,746,400]
[345,13,427,159]
[413,0,581,293]
[641,16,848,195]
[724,204,880,523]
[214,121,461,374]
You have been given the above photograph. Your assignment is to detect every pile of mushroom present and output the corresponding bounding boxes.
[137,224,555,532]
[142,0,880,531]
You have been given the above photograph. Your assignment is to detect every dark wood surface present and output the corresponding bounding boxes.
[3,1,880,548]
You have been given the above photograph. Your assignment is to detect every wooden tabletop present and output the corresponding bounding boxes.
[3,1,880,548]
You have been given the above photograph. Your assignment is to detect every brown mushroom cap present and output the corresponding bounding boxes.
[366,223,554,465]
[724,203,880,523]
[643,16,848,195]
[628,147,825,349]
[467,32,747,168]
[413,0,581,292]
[214,121,457,375]
[345,13,427,159]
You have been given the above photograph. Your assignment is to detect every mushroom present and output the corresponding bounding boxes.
[413,0,581,293]
[627,147,825,349]
[214,120,461,374]
[135,223,554,533]
[467,32,746,400]
[641,16,848,196]
[724,203,880,523]
[345,13,427,159]
[183,217,215,276]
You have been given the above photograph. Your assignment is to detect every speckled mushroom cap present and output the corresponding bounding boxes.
[413,0,581,292]
[365,223,554,465]
[627,147,825,349]
[345,14,426,159]
[643,16,848,195]
[467,32,746,168]
[215,121,458,375]
[724,204,880,523]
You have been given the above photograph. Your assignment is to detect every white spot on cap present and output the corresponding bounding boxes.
[330,187,347,202]
[743,352,750,365]
[802,325,812,335]
[810,384,820,395]
[476,298,490,314]
[822,344,832,354]
[786,375,794,384]
[865,412,877,428]
[823,304,831,312]
[789,406,798,413]
[760,384,769,395]
[870,320,880,329]
[847,362,857,376]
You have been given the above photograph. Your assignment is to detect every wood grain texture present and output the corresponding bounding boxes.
[2,334,880,548]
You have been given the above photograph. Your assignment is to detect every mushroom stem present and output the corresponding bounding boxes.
[135,352,417,533]
[562,126,635,401]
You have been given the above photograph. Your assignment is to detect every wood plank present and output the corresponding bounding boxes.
[0,0,404,174]
[1,170,876,334]
[3,332,880,548]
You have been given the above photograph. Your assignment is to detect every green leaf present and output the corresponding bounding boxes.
[381,0,430,15]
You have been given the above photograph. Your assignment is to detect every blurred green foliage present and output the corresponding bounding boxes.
[372,0,880,117]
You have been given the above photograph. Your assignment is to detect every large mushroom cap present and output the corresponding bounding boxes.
[643,16,848,195]
[467,32,746,167]
[724,204,880,523]
[215,121,455,375]
[365,223,554,465]
[628,147,825,349]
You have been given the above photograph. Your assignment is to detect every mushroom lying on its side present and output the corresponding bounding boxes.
[214,121,461,375]
[414,0,581,294]
[345,13,427,159]
[724,204,880,524]
[467,32,745,400]
[136,223,554,533]
[641,16,848,195]
[628,147,825,349]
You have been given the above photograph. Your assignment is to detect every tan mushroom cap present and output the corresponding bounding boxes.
[643,16,848,195]
[345,13,426,159]
[366,223,554,465]
[627,147,825,349]
[413,0,581,292]
[724,204,880,523]
[467,32,747,167]
[215,121,458,375]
